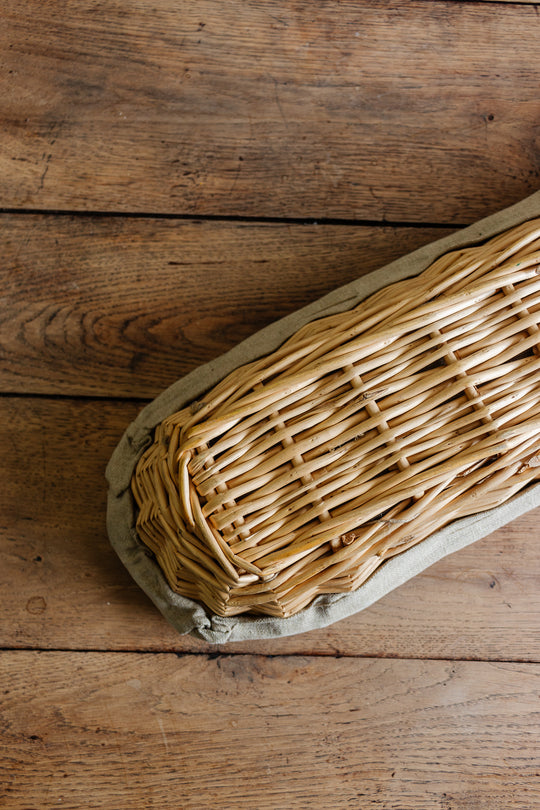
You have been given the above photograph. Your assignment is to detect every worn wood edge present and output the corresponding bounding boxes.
[106,190,540,643]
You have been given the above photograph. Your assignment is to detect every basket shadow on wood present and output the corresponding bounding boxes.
[132,220,540,618]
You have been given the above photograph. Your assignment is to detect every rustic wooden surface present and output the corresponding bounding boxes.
[1,1,539,222]
[3,653,539,810]
[0,215,450,397]
[1,1,539,808]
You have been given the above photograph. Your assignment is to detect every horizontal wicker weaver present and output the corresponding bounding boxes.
[132,219,540,618]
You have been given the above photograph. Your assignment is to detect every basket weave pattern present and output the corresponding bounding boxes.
[132,220,540,618]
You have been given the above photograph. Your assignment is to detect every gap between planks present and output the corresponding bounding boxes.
[0,646,536,665]
[0,206,463,230]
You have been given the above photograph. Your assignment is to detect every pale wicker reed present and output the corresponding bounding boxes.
[132,220,540,618]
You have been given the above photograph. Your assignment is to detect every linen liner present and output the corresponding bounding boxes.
[106,190,540,643]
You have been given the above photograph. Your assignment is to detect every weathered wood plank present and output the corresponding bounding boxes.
[2,651,539,809]
[1,1,539,222]
[0,214,450,398]
[1,396,539,660]
[453,0,538,3]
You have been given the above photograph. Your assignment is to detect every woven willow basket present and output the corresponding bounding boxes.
[131,217,540,620]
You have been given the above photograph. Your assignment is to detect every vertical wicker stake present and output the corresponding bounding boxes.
[132,219,540,618]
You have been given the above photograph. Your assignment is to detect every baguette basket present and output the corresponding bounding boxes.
[107,192,540,641]
[131,217,540,620]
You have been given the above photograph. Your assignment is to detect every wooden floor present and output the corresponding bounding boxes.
[1,2,539,808]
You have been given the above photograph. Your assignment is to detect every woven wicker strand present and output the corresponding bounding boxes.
[132,219,540,618]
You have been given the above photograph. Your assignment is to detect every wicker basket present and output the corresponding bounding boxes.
[131,219,540,619]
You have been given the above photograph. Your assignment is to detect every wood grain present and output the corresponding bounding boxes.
[1,1,539,222]
[1,396,539,660]
[2,2,539,804]
[457,0,539,3]
[2,651,539,809]
[0,214,450,398]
